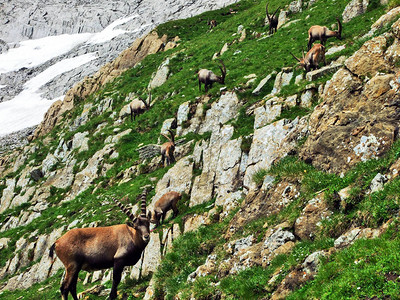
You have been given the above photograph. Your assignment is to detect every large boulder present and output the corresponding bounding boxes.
[300,67,399,173]
[342,0,369,23]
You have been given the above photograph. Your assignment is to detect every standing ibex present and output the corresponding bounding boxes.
[308,18,342,50]
[290,44,326,72]
[198,59,226,93]
[49,190,150,300]
[160,129,175,166]
[207,19,217,30]
[266,3,280,35]
[130,92,151,121]
[148,191,182,227]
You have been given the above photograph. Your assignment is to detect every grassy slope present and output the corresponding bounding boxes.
[0,0,399,299]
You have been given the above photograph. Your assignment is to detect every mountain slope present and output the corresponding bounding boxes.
[0,0,400,299]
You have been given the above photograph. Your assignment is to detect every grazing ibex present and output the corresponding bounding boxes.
[207,19,217,30]
[290,44,326,72]
[148,191,182,227]
[49,191,150,300]
[130,92,151,121]
[308,18,342,50]
[198,59,226,93]
[160,129,175,166]
[266,3,280,35]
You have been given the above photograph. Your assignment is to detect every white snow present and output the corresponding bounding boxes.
[0,34,93,74]
[88,14,138,44]
[0,53,97,136]
[0,12,144,137]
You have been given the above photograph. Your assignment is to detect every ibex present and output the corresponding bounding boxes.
[198,59,226,93]
[160,129,175,166]
[130,92,151,121]
[308,18,342,50]
[290,44,326,72]
[266,3,280,35]
[148,191,182,227]
[49,191,150,300]
[207,19,217,30]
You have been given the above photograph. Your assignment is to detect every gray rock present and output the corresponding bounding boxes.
[289,0,302,13]
[148,58,170,89]
[199,92,240,134]
[264,228,295,252]
[252,72,276,95]
[271,69,293,95]
[342,0,369,23]
[369,173,387,193]
[277,11,289,29]
[160,118,177,135]
[72,131,89,151]
[306,63,343,81]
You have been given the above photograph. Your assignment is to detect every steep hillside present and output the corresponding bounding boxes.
[1,0,400,299]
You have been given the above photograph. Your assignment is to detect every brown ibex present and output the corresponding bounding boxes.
[290,44,326,72]
[160,129,175,166]
[308,18,342,50]
[49,191,150,300]
[148,191,182,227]
[130,92,151,121]
[207,19,217,30]
[198,59,226,93]
[266,3,280,35]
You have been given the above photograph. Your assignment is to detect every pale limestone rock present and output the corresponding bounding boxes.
[130,231,161,279]
[244,118,302,189]
[119,103,131,118]
[105,128,132,144]
[254,98,282,129]
[271,69,293,95]
[326,45,346,56]
[44,158,76,189]
[289,0,302,13]
[285,95,298,108]
[277,11,288,29]
[160,118,176,135]
[0,178,16,213]
[0,237,10,250]
[252,72,276,95]
[199,92,240,134]
[190,125,235,206]
[72,131,89,152]
[342,0,369,23]
[369,173,387,194]
[148,58,170,89]
[295,74,303,84]
[177,101,190,126]
[41,153,59,175]
[300,90,314,108]
[306,63,342,81]
[184,213,208,233]
[69,144,115,199]
[9,186,35,209]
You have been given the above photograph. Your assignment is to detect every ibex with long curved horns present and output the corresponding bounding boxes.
[198,59,226,93]
[49,190,150,300]
[290,44,326,72]
[266,3,280,35]
[130,92,151,121]
[160,129,175,166]
[308,18,342,50]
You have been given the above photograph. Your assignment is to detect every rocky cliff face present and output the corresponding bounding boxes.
[0,1,400,299]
